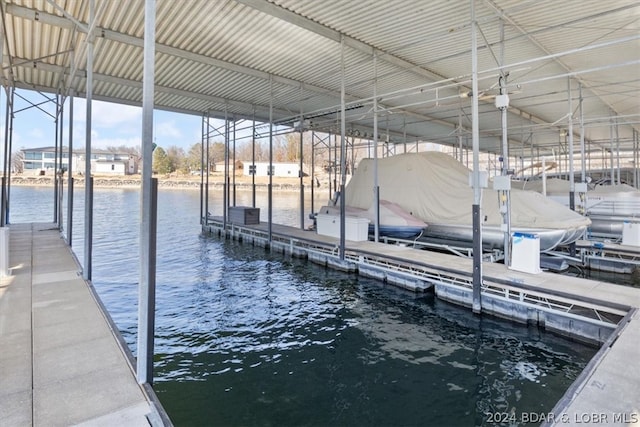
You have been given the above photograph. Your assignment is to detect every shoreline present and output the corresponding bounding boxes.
[6,175,320,192]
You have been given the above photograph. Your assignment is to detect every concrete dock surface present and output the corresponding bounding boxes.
[0,223,168,426]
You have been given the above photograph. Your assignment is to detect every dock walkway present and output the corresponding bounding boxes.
[0,223,168,426]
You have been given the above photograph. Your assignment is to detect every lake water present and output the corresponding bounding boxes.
[8,185,599,426]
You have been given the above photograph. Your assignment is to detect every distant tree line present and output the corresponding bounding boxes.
[151,132,328,175]
[6,131,355,176]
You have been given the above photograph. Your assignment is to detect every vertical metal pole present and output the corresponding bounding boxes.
[568,78,575,209]
[609,116,614,185]
[206,113,210,225]
[5,89,13,225]
[499,71,511,266]
[83,0,95,281]
[54,94,59,223]
[67,92,74,245]
[0,217,8,277]
[1,88,9,227]
[567,78,576,256]
[579,83,586,184]
[0,79,6,263]
[299,84,305,230]
[310,132,316,214]
[0,27,4,229]
[0,176,5,227]
[615,118,620,185]
[328,133,332,197]
[268,76,273,242]
[199,113,204,223]
[252,107,256,207]
[373,51,380,242]
[458,108,463,162]
[339,35,347,260]
[0,29,6,243]
[232,116,236,207]
[58,93,64,230]
[632,130,636,189]
[223,109,228,222]
[137,0,157,386]
[470,0,482,314]
[498,19,511,265]
[86,177,93,280]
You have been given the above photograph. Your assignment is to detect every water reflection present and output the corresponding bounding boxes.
[153,239,595,427]
[9,186,598,426]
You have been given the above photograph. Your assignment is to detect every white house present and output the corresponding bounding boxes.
[20,147,138,176]
[243,162,304,178]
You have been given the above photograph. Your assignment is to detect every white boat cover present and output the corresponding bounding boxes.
[319,200,427,228]
[519,177,640,197]
[344,152,591,230]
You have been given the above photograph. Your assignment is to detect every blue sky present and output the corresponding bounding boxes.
[2,88,212,155]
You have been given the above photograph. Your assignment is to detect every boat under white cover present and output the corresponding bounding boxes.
[343,152,591,252]
[518,178,640,236]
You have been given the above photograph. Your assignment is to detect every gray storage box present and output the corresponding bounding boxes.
[229,206,260,225]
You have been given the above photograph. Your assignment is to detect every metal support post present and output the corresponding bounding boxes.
[54,96,59,224]
[567,79,576,255]
[339,35,347,261]
[0,226,8,277]
[223,110,229,224]
[83,0,95,281]
[251,107,256,208]
[373,51,380,242]
[4,88,14,225]
[57,172,63,231]
[0,156,6,277]
[498,72,511,266]
[299,85,305,230]
[0,177,5,228]
[268,76,273,242]
[205,113,210,226]
[84,177,93,281]
[137,0,157,385]
[199,114,204,224]
[232,117,236,207]
[470,0,482,313]
[67,93,74,245]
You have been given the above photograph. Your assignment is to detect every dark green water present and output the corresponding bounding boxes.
[10,186,599,426]
[148,241,595,427]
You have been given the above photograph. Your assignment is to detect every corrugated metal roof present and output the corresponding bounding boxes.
[1,0,638,158]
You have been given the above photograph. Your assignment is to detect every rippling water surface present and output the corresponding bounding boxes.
[9,185,599,426]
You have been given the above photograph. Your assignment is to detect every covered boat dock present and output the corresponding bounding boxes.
[0,0,638,425]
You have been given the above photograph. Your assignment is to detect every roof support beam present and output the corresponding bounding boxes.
[3,3,462,141]
[235,0,448,83]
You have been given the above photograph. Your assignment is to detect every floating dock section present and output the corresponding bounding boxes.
[573,239,640,274]
[204,218,640,424]
[0,223,170,426]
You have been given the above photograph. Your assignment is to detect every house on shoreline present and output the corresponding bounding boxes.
[20,146,138,176]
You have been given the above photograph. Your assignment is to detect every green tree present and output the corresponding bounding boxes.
[165,145,186,173]
[185,143,204,172]
[152,146,172,174]
[185,141,228,172]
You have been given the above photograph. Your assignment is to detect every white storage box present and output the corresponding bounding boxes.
[509,232,541,274]
[622,221,640,247]
[316,214,369,241]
